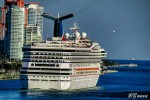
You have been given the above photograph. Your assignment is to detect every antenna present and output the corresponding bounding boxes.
[42,13,73,37]
[70,22,80,33]
[58,12,60,18]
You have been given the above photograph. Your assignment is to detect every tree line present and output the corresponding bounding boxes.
[0,54,22,79]
[102,59,118,66]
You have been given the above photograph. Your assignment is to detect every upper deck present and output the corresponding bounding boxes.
[25,37,91,48]
[22,23,107,58]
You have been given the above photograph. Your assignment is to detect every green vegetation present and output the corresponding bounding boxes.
[0,56,22,80]
[102,59,118,66]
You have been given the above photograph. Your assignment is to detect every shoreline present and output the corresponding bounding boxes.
[106,64,138,67]
[0,78,19,81]
[0,74,19,80]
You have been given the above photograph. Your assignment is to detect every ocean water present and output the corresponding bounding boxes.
[0,60,150,100]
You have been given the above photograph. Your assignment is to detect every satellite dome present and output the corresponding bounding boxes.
[65,33,69,38]
[82,32,87,39]
[75,32,80,39]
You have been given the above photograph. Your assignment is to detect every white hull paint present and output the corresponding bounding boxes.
[21,74,99,90]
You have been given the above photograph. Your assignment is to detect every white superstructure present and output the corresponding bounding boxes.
[20,23,107,90]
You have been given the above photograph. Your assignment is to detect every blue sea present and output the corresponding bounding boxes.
[0,60,150,100]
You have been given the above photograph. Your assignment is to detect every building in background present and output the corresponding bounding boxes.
[0,7,5,40]
[25,3,43,38]
[5,5,25,59]
[0,0,44,60]
[24,26,42,45]
[0,7,6,55]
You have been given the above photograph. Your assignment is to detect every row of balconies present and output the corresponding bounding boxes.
[23,51,102,57]
[23,58,100,63]
[24,55,101,60]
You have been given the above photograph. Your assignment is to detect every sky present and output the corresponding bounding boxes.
[0,0,150,60]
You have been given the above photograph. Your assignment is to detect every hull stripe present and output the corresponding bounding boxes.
[70,74,99,77]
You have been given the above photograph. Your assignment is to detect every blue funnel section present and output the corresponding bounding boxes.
[42,13,73,37]
[54,20,63,37]
[60,21,63,37]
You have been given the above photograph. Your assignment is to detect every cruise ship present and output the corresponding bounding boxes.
[20,13,107,90]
